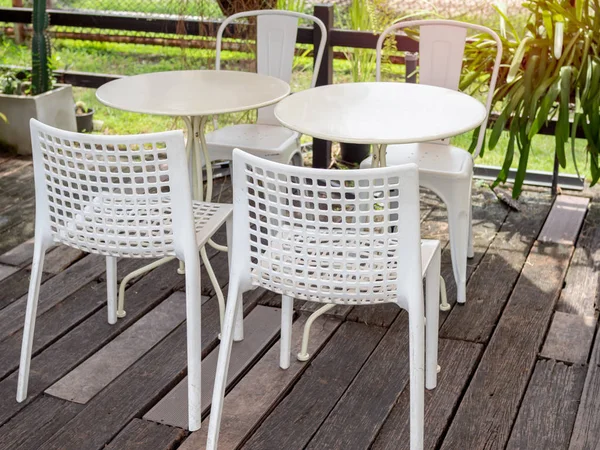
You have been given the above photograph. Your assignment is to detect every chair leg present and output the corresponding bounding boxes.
[226,216,244,342]
[445,184,471,304]
[280,295,293,369]
[16,240,48,402]
[206,282,242,450]
[184,254,202,432]
[467,199,474,259]
[106,256,118,325]
[234,292,244,342]
[288,150,303,167]
[408,302,425,450]
[425,248,441,390]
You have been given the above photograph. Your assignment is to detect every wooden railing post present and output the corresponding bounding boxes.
[405,51,418,84]
[311,4,333,168]
[12,0,25,43]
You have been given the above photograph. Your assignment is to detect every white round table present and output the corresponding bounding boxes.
[97,70,291,201]
[274,82,487,167]
[96,70,290,319]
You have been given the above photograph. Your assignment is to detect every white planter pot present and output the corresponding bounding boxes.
[0,84,77,155]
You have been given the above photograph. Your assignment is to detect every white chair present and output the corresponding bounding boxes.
[206,149,442,450]
[17,119,232,431]
[361,20,502,304]
[204,10,327,167]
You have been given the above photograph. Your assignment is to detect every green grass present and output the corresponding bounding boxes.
[452,130,589,177]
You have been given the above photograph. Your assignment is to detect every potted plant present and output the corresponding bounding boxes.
[75,101,94,133]
[0,0,76,155]
[463,0,599,197]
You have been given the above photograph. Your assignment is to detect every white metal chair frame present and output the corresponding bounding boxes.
[18,119,232,431]
[205,10,327,166]
[363,19,502,304]
[206,149,442,450]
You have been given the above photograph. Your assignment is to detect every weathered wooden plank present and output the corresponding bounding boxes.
[0,395,82,450]
[105,419,187,450]
[440,195,553,343]
[40,322,191,449]
[258,292,352,319]
[540,312,595,364]
[0,267,53,311]
[0,198,35,234]
[421,206,450,245]
[243,320,385,450]
[0,238,38,267]
[507,359,586,450]
[557,201,600,317]
[0,264,18,283]
[0,253,107,341]
[442,186,510,267]
[0,259,187,426]
[371,338,483,450]
[0,164,35,214]
[144,305,281,428]
[568,331,600,450]
[304,313,412,450]
[0,258,152,381]
[346,303,400,327]
[439,242,573,450]
[39,290,261,450]
[539,195,589,245]
[0,216,35,255]
[0,157,31,176]
[46,291,188,404]
[41,245,86,274]
[179,314,342,450]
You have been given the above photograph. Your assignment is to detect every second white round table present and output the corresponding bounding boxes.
[274,81,487,167]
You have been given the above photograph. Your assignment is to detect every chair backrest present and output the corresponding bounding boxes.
[376,19,502,157]
[216,10,327,126]
[29,119,197,260]
[230,149,423,307]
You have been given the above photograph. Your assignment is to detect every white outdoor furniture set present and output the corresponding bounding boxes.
[15,10,501,450]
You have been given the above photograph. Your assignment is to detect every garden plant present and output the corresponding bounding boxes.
[463,0,600,196]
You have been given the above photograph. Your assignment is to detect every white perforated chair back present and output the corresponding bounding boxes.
[376,20,502,156]
[29,119,197,260]
[230,149,423,306]
[216,10,327,126]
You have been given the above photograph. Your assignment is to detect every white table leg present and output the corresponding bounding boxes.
[190,115,228,338]
[372,143,387,168]
[117,115,226,318]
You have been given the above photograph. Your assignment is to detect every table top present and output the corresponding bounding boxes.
[274,82,487,145]
[96,70,291,117]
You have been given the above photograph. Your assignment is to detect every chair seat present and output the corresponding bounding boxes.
[253,233,439,305]
[360,142,472,174]
[59,197,231,257]
[191,201,233,247]
[206,124,299,156]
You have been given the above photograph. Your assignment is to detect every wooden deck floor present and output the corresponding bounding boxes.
[0,152,599,450]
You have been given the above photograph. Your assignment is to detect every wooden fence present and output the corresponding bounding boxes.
[0,4,585,189]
